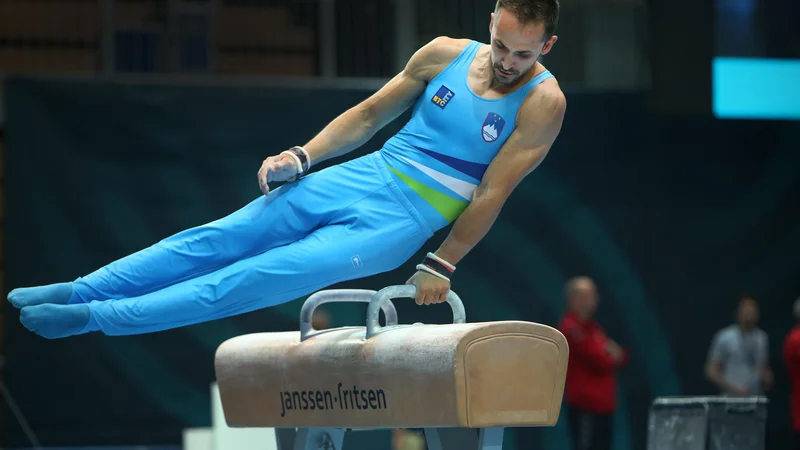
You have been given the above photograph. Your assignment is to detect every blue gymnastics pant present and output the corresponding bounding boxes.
[70,152,434,335]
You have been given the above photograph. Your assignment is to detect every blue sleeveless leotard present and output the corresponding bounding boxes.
[18,40,556,338]
[378,40,553,231]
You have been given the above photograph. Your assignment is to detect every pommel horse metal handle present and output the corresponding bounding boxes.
[284,286,503,450]
[299,289,399,341]
[365,285,466,339]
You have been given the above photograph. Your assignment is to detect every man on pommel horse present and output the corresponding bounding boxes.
[9,0,565,339]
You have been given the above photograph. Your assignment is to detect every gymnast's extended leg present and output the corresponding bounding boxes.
[7,169,346,309]
[19,182,429,338]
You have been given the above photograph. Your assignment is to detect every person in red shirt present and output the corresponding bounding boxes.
[558,276,628,450]
[785,297,800,450]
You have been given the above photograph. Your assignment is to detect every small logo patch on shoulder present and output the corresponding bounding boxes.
[431,85,455,109]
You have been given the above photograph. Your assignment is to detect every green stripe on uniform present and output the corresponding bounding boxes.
[388,165,469,222]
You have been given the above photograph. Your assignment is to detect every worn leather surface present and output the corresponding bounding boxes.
[215,321,568,429]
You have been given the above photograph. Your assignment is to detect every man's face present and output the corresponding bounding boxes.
[569,280,598,319]
[488,8,557,86]
[737,299,759,329]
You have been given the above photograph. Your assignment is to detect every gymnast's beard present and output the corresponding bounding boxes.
[492,64,533,87]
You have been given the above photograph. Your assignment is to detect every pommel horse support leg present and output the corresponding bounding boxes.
[214,286,569,450]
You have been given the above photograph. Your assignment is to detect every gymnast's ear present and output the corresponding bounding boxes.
[541,34,558,56]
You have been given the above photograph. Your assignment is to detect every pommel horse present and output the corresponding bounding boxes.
[214,286,569,450]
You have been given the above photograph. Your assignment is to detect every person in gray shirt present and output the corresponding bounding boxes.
[705,296,773,396]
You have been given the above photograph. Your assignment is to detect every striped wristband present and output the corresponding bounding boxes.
[416,264,449,281]
[280,146,311,181]
[417,252,455,281]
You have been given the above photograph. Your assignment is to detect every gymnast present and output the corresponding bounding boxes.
[8,0,566,339]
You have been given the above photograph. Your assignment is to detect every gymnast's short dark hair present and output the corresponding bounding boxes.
[495,0,560,39]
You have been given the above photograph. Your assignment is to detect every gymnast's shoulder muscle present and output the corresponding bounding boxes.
[515,76,566,138]
[476,78,565,197]
[406,36,472,83]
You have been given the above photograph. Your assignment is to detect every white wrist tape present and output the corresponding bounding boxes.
[426,252,455,272]
[280,146,312,182]
[280,150,304,175]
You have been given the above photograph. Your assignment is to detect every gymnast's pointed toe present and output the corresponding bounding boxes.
[8,282,74,309]
[19,303,91,339]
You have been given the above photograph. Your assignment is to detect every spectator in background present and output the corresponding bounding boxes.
[784,297,800,450]
[558,276,627,450]
[705,296,773,396]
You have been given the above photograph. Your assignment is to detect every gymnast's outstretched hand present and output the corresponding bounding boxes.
[406,270,450,306]
[257,152,300,195]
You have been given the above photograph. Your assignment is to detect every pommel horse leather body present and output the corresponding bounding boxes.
[214,286,569,450]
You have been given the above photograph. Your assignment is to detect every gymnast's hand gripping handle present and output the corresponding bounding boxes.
[299,289,399,341]
[365,285,466,339]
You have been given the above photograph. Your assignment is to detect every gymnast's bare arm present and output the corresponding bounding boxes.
[301,37,467,164]
[257,37,465,195]
[435,80,567,266]
[407,80,565,305]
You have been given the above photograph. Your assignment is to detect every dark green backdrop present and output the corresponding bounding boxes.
[3,76,799,450]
